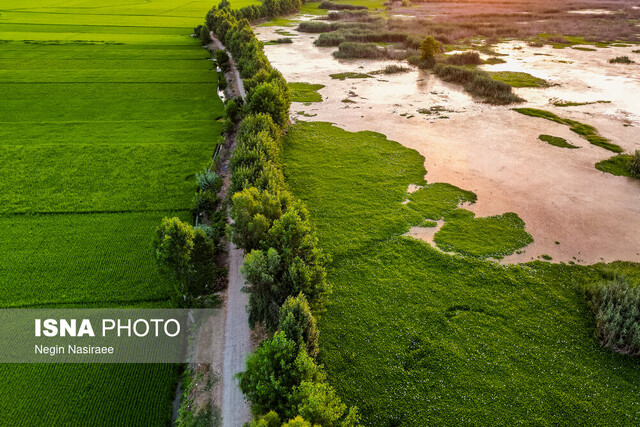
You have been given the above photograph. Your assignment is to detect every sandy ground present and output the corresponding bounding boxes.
[255,23,640,264]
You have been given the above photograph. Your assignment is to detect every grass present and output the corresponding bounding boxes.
[572,46,597,51]
[329,72,372,80]
[372,64,410,74]
[288,82,325,103]
[489,71,549,88]
[552,99,611,107]
[595,154,638,178]
[0,0,224,424]
[283,121,640,425]
[514,108,623,153]
[538,134,579,149]
[434,64,524,105]
[434,211,533,259]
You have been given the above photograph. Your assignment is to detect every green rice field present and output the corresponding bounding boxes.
[0,0,227,424]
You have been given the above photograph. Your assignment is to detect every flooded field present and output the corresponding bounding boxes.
[256,21,640,264]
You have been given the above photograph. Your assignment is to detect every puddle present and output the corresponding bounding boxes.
[255,24,640,264]
[567,9,616,14]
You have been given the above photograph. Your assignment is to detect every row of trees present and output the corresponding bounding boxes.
[205,2,360,424]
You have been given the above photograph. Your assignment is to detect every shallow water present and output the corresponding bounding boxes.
[255,23,640,264]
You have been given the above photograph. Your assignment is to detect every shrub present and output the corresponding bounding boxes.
[434,64,523,104]
[446,51,482,66]
[193,190,220,217]
[298,21,337,33]
[333,42,384,59]
[279,293,319,357]
[319,0,367,10]
[374,64,410,74]
[196,170,222,192]
[588,275,640,356]
[609,56,634,64]
[314,32,346,47]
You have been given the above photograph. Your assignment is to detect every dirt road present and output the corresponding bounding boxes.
[207,34,252,426]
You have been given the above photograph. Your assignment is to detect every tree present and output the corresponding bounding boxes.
[153,217,194,297]
[241,248,282,329]
[246,82,290,127]
[266,208,329,305]
[282,416,316,427]
[229,187,307,252]
[420,35,441,59]
[419,35,441,69]
[248,411,281,427]
[189,227,221,295]
[237,332,319,419]
[279,293,319,358]
[296,381,360,427]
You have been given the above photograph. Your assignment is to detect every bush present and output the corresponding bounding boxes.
[433,64,523,104]
[314,32,346,47]
[319,0,367,10]
[196,170,222,192]
[632,151,640,176]
[374,64,410,74]
[588,275,640,356]
[193,190,220,217]
[610,56,634,64]
[446,51,482,66]
[333,42,384,59]
[297,21,338,33]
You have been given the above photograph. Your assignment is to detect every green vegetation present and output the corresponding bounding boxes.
[595,153,640,178]
[372,64,410,74]
[319,0,367,10]
[0,0,225,424]
[588,275,640,356]
[610,56,635,64]
[514,108,623,153]
[552,99,611,107]
[329,72,372,80]
[445,51,482,66]
[572,46,597,51]
[434,211,533,259]
[434,64,524,105]
[489,71,549,88]
[288,82,325,103]
[539,134,579,149]
[282,120,640,425]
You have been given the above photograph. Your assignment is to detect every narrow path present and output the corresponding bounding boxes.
[222,244,252,426]
[207,33,252,426]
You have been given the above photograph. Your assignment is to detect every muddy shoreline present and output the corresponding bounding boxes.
[256,23,640,264]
